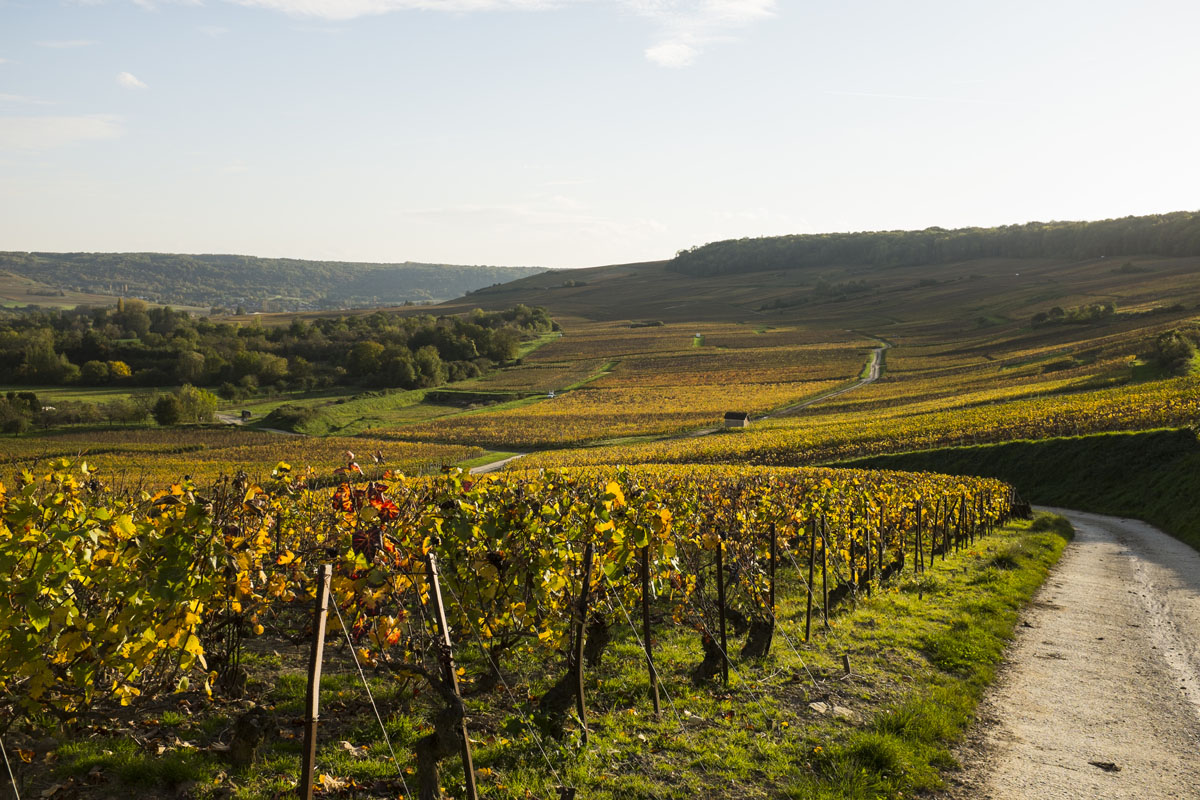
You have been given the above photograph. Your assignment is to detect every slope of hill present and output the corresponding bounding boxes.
[671,211,1200,276]
[0,251,545,311]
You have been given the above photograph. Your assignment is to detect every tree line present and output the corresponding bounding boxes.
[0,302,556,399]
[670,211,1200,276]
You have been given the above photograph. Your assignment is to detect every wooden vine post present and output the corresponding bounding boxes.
[573,542,595,743]
[939,497,948,561]
[425,553,479,800]
[640,544,661,718]
[864,507,873,596]
[877,503,886,581]
[300,564,333,800]
[849,529,857,592]
[716,531,729,688]
[915,502,923,574]
[820,516,829,629]
[767,521,777,656]
[805,517,816,643]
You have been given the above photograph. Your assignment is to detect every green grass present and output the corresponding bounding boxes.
[17,516,1070,800]
[0,385,158,404]
[260,388,459,436]
[842,426,1200,551]
[456,450,522,469]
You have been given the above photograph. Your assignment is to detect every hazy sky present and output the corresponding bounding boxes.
[1,0,1197,268]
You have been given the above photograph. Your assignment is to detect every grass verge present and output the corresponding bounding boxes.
[6,515,1070,800]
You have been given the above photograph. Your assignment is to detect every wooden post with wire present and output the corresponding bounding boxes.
[300,564,332,800]
[573,542,595,743]
[716,531,729,688]
[805,517,815,643]
[640,545,661,718]
[425,552,479,800]
[916,502,924,574]
[868,510,878,597]
[766,521,777,656]
[820,516,830,630]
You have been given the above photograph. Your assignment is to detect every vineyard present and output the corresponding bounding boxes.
[394,323,872,448]
[527,373,1200,469]
[2,459,1020,798]
[4,240,1200,798]
[0,429,485,487]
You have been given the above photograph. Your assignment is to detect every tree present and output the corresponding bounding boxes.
[1152,330,1197,375]
[349,341,385,377]
[177,384,217,423]
[176,351,206,384]
[152,394,182,426]
[413,345,446,387]
[80,360,111,385]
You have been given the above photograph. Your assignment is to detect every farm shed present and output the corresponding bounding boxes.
[724,411,751,428]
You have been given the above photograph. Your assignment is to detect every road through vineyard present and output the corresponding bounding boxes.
[947,509,1200,799]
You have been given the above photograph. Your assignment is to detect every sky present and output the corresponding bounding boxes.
[1,0,1198,269]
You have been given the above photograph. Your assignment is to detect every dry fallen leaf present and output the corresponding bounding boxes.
[317,773,349,792]
[338,741,369,759]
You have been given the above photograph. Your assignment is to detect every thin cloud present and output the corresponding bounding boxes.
[117,71,149,89]
[644,39,697,68]
[0,94,54,106]
[626,0,777,68]
[36,40,97,48]
[824,89,1011,107]
[227,0,563,19]
[136,0,772,66]
[0,115,122,150]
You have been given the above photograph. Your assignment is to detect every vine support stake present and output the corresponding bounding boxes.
[805,517,815,643]
[821,516,830,630]
[640,545,661,718]
[425,552,479,800]
[916,502,924,574]
[573,541,595,743]
[300,563,332,800]
[716,531,729,688]
[864,508,873,597]
[766,522,777,656]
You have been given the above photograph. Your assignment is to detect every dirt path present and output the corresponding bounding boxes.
[470,338,888,472]
[469,453,526,474]
[758,340,887,420]
[947,508,1200,799]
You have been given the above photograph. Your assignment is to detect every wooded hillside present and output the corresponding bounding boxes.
[671,211,1200,276]
[0,252,545,311]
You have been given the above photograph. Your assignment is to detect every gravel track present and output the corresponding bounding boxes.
[946,508,1200,799]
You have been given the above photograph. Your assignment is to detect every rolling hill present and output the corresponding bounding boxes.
[0,251,546,312]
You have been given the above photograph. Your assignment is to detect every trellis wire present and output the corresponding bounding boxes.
[439,579,566,788]
[598,577,688,733]
[1,735,20,800]
[328,598,414,800]
[679,589,780,726]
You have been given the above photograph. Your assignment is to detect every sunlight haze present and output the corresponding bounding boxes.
[1,0,1197,267]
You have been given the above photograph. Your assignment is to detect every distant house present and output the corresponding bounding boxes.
[724,411,751,428]
[240,410,252,421]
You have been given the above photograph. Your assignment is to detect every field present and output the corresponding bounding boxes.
[4,237,1200,800]
[386,322,874,447]
[0,427,485,486]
